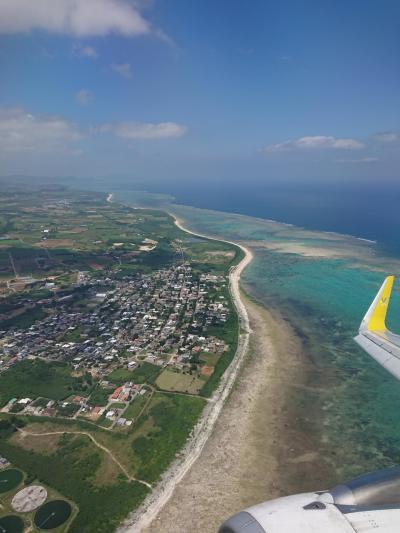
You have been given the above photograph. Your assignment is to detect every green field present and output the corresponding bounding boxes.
[123,393,149,420]
[156,369,204,394]
[131,393,205,482]
[200,352,220,366]
[107,368,135,385]
[109,402,126,410]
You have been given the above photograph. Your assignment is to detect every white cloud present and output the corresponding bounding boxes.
[0,0,151,37]
[76,89,94,105]
[263,135,365,153]
[98,121,187,140]
[73,44,98,59]
[0,107,186,157]
[111,63,132,79]
[0,107,83,153]
[373,131,400,143]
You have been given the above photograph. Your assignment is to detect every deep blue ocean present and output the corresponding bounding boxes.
[130,181,400,255]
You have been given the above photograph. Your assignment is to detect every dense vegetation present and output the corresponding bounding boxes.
[132,393,205,482]
[0,360,93,407]
[200,284,240,397]
[0,307,46,330]
[88,386,110,407]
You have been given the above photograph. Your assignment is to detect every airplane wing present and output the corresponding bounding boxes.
[354,275,400,380]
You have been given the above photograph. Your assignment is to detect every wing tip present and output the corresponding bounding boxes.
[361,275,395,333]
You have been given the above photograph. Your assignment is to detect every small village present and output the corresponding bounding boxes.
[0,264,231,428]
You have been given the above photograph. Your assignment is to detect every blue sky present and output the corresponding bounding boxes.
[0,0,399,183]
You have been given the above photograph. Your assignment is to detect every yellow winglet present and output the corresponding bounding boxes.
[368,275,395,332]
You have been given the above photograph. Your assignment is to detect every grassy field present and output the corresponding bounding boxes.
[109,402,126,410]
[185,238,244,275]
[107,368,135,385]
[130,393,205,482]
[123,393,150,421]
[200,352,220,366]
[156,369,204,394]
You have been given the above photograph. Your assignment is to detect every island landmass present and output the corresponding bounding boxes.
[0,184,249,533]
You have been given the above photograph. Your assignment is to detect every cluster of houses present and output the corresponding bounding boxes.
[0,262,231,428]
[0,265,230,378]
[1,381,143,429]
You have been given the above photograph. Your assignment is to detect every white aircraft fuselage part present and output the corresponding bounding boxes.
[219,468,400,533]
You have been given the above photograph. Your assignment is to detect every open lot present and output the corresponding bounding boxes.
[156,369,204,394]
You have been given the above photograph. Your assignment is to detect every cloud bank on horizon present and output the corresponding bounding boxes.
[0,0,398,181]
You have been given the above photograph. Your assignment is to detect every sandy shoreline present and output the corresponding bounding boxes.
[142,290,312,532]
[117,216,253,532]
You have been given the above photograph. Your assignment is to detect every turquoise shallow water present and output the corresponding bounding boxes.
[116,191,400,485]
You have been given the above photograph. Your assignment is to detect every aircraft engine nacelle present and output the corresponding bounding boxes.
[219,467,400,533]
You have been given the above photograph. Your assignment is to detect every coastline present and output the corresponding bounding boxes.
[117,214,253,532]
[109,193,400,531]
[141,289,310,532]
